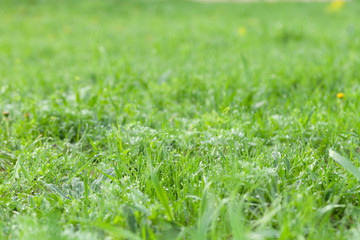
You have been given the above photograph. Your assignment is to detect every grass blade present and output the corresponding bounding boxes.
[329,149,360,180]
[95,223,142,240]
[151,168,175,222]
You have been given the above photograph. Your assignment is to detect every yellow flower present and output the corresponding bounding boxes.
[237,27,247,37]
[337,92,344,99]
[327,0,345,13]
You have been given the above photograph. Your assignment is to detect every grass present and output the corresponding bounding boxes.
[1,0,360,239]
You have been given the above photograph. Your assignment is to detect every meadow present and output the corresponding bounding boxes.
[1,0,360,239]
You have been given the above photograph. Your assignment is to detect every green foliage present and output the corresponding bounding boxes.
[330,150,360,181]
[1,0,360,239]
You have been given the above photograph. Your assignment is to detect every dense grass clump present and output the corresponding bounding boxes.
[1,0,360,239]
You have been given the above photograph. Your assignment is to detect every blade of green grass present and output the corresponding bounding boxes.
[151,168,175,222]
[329,149,360,180]
[95,223,142,240]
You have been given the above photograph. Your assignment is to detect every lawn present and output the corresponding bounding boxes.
[1,0,360,239]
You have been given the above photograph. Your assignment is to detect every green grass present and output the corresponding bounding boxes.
[1,0,360,239]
